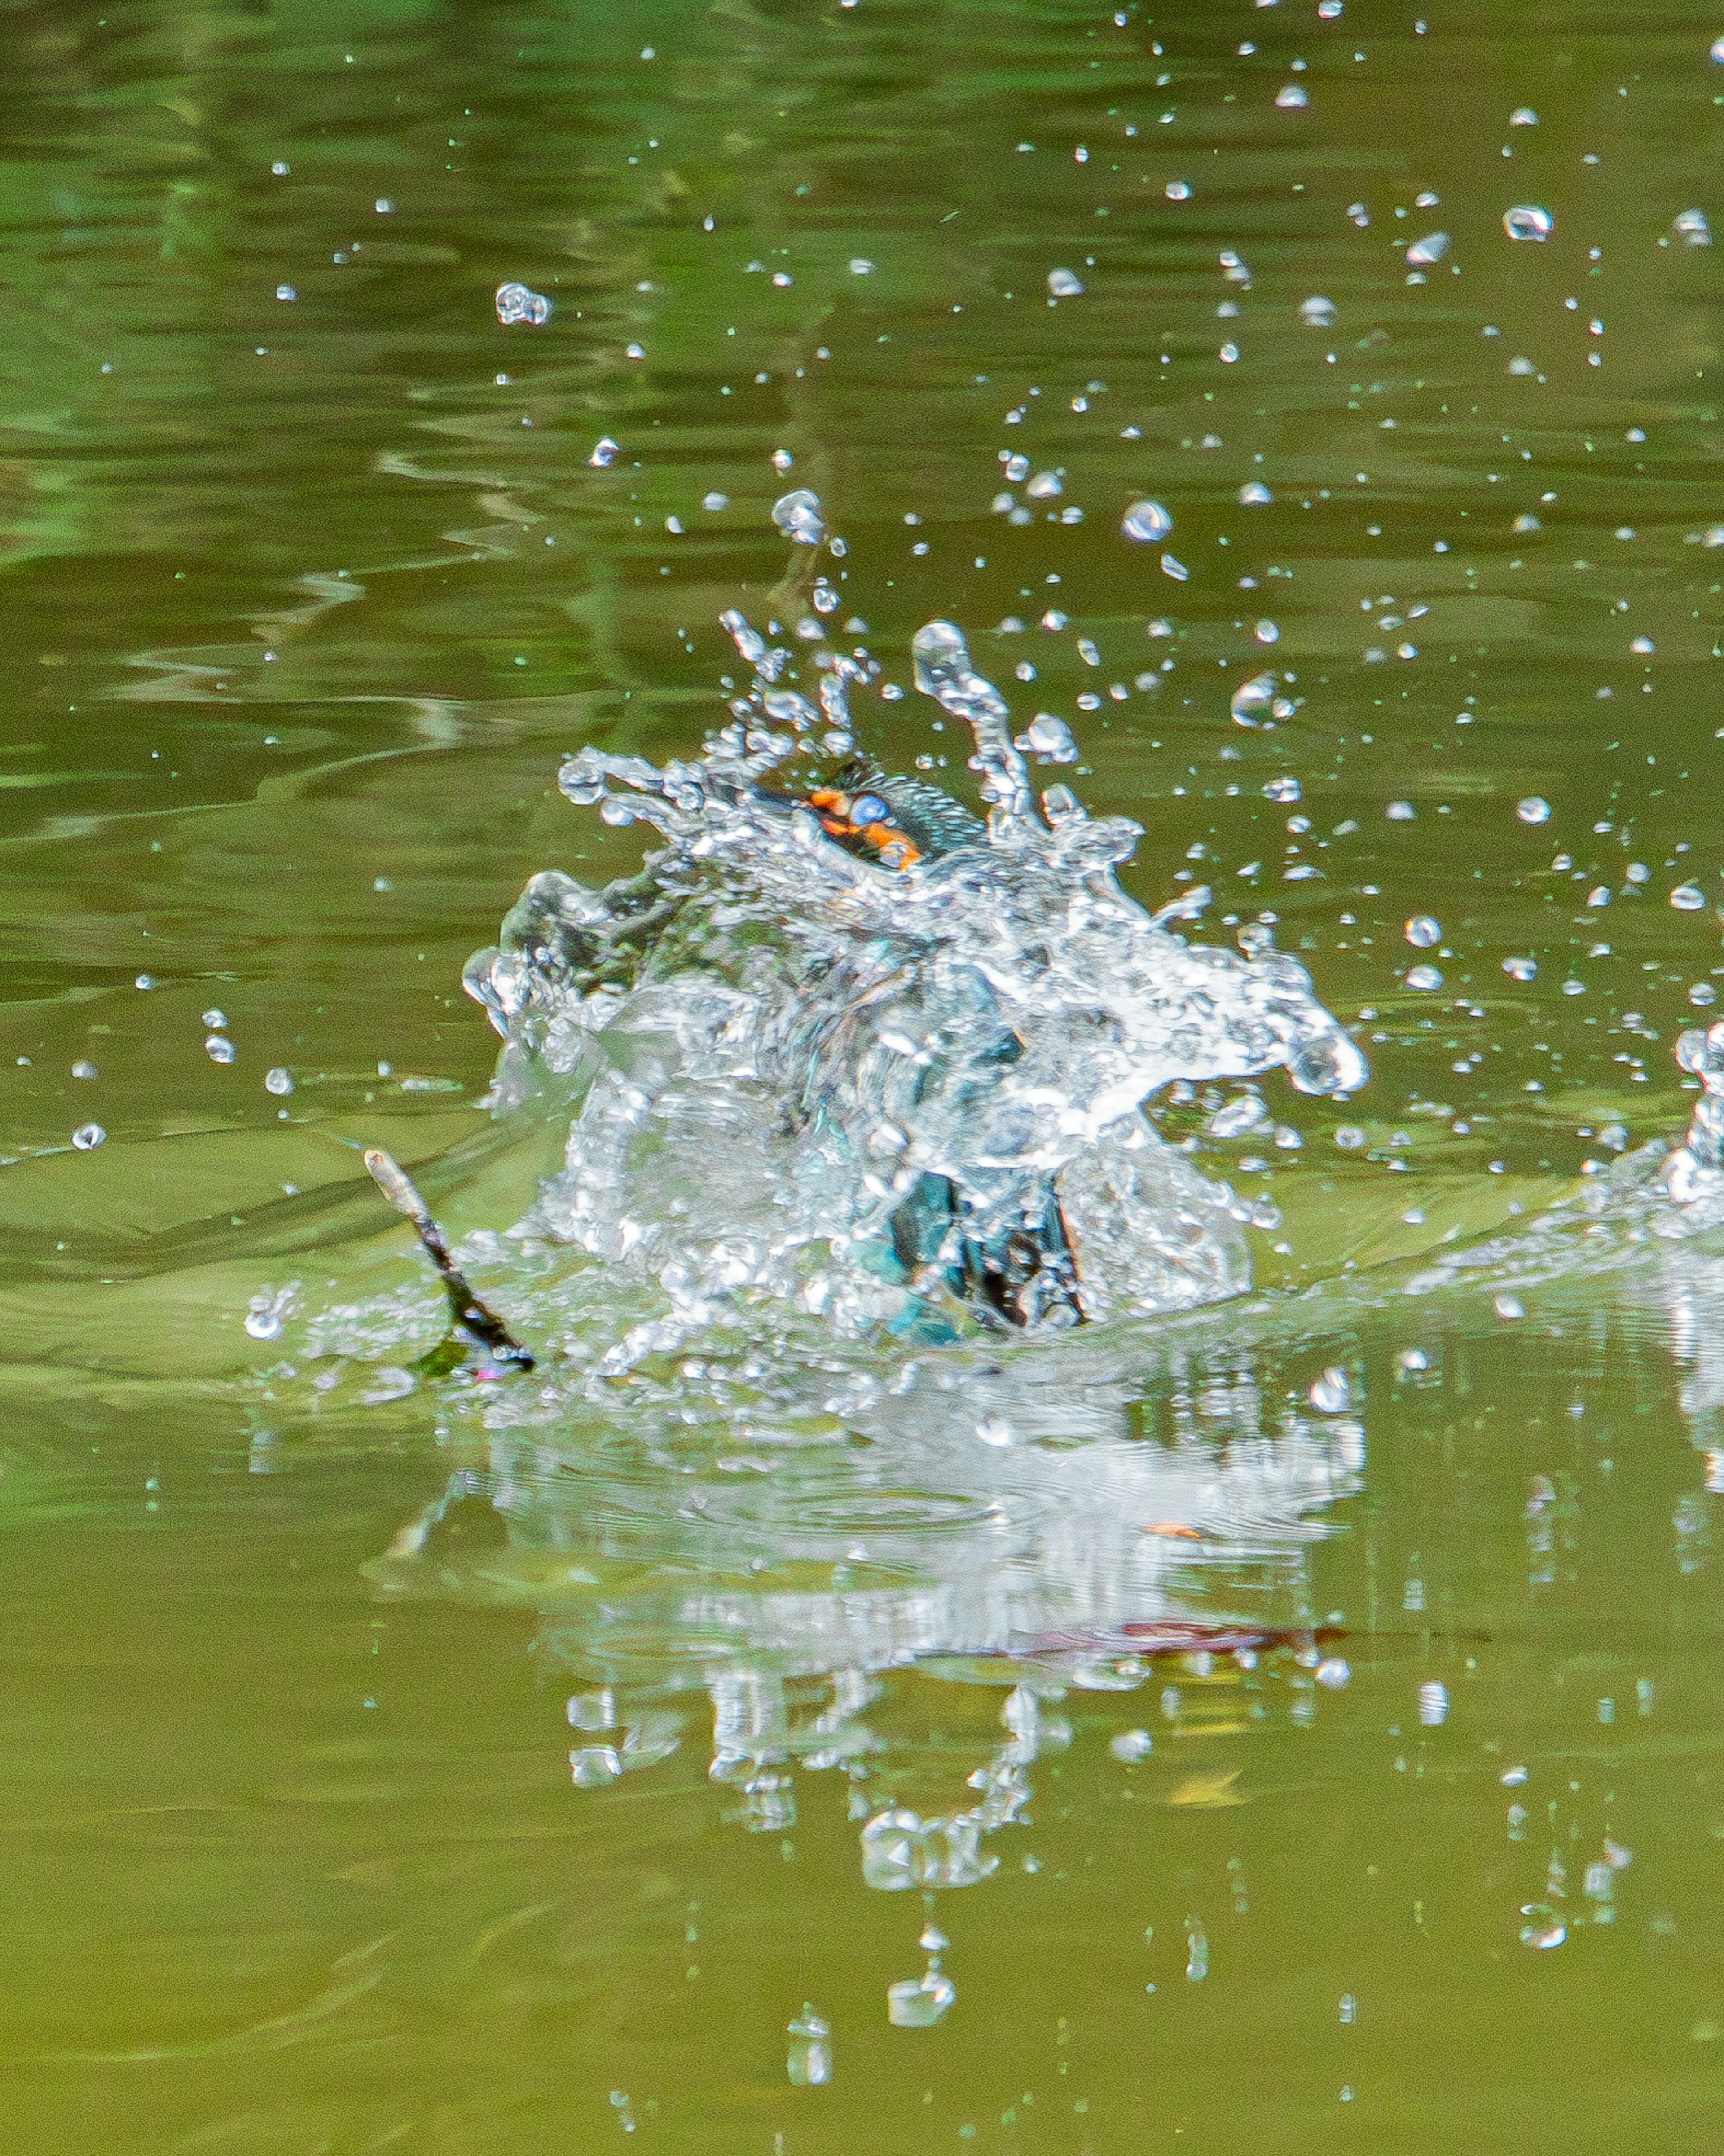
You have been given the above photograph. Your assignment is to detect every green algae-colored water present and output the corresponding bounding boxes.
[9,1,1724,2148]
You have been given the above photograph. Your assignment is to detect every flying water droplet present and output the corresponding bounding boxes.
[1675,208,1712,247]
[1275,82,1309,107]
[1299,295,1335,326]
[1122,499,1172,542]
[1418,1680,1448,1726]
[495,281,552,325]
[1047,267,1084,296]
[1516,796,1550,823]
[1671,882,1706,911]
[1405,915,1441,948]
[1503,206,1553,241]
[1494,1292,1525,1320]
[1316,1658,1350,1689]
[1405,964,1443,991]
[1310,1367,1351,1412]
[1502,956,1537,981]
[205,1035,237,1064]
[1231,673,1289,726]
[1019,713,1078,763]
[589,437,619,468]
[264,1067,294,1095]
[772,489,827,545]
[888,1971,956,2027]
[1239,480,1273,504]
[71,1123,105,1151]
[1405,232,1449,265]
[786,2006,832,2085]
[1209,1092,1268,1138]
[1109,1729,1154,1762]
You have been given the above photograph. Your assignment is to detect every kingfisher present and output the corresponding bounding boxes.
[781,758,1084,1335]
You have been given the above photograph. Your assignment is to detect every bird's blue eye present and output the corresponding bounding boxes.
[849,794,890,826]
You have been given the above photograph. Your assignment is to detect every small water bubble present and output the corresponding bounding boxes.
[1264,776,1300,802]
[1405,231,1449,265]
[275,283,296,302]
[205,1035,237,1064]
[1676,208,1712,247]
[1239,481,1274,507]
[1254,619,1279,644]
[264,1067,294,1095]
[1517,795,1550,823]
[1417,1680,1448,1726]
[203,1008,227,1029]
[1109,1729,1155,1762]
[849,256,874,274]
[1275,82,1309,107]
[71,1123,105,1151]
[1334,1125,1367,1149]
[1509,106,1538,125]
[1690,983,1717,1007]
[1386,800,1416,820]
[1165,179,1192,200]
[1299,295,1335,328]
[701,491,728,512]
[270,160,290,176]
[1494,1292,1526,1320]
[1519,1905,1566,1949]
[1671,882,1706,911]
[1160,553,1189,580]
[495,281,552,326]
[1047,267,1085,296]
[70,1060,97,1080]
[1316,1658,1350,1689]
[1405,964,1443,991]
[1310,1366,1351,1412]
[1502,956,1537,981]
[135,974,153,990]
[1405,915,1441,948]
[589,437,619,468]
[1504,206,1553,241]
[1122,498,1172,542]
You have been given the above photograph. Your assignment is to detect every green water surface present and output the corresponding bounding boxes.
[5,0,1724,2148]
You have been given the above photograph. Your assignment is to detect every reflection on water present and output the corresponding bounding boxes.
[369,1344,1362,1897]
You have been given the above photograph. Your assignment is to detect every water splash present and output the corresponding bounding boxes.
[461,611,1366,1362]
